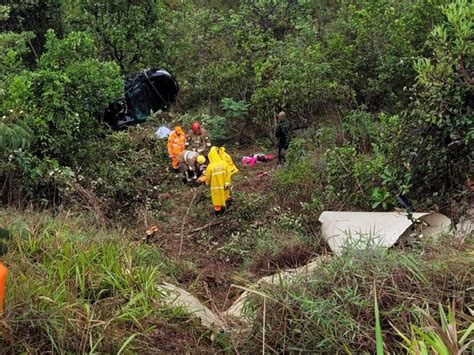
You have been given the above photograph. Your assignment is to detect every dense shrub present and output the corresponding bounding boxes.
[0,30,123,205]
[67,125,170,220]
[393,0,473,198]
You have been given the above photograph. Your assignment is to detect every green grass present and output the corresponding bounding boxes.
[0,210,219,353]
[1,207,472,353]
[238,236,474,353]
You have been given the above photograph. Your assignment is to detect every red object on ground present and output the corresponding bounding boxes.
[0,261,8,315]
[242,156,257,166]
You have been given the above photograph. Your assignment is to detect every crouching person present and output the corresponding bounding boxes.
[203,146,232,216]
[178,150,206,183]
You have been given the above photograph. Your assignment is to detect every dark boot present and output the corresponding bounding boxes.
[214,207,226,217]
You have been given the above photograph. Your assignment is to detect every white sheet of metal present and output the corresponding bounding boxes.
[318,211,451,254]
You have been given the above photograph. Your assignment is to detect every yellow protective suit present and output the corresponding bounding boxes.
[205,147,230,209]
[219,147,239,176]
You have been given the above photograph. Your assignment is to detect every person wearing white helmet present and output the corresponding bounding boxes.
[178,150,206,183]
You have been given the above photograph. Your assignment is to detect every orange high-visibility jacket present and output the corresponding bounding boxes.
[167,127,186,156]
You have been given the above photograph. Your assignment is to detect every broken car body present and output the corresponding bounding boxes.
[102,68,179,128]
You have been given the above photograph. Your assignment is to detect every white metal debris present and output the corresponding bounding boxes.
[157,282,224,330]
[318,211,452,254]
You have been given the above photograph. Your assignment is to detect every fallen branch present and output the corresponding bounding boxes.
[185,218,227,237]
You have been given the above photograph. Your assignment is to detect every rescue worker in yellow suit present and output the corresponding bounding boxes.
[218,147,238,205]
[203,146,232,216]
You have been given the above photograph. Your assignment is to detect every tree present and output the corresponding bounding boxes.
[65,0,169,75]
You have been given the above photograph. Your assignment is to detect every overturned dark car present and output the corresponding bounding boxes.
[102,68,179,129]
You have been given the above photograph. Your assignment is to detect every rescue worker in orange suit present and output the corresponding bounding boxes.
[218,147,238,205]
[203,146,232,216]
[167,125,186,171]
[186,121,211,156]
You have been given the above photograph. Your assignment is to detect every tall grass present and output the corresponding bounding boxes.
[393,303,474,354]
[239,236,474,353]
[0,210,215,353]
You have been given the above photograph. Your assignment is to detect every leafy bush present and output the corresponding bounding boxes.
[394,0,473,198]
[221,97,248,119]
[7,30,123,164]
[0,30,123,205]
[322,145,386,209]
[69,125,168,220]
[315,126,338,149]
[342,107,377,152]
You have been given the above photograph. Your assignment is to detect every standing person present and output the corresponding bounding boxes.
[218,147,238,205]
[186,121,211,156]
[204,146,231,216]
[218,147,238,176]
[178,150,206,183]
[167,125,186,171]
[275,111,292,165]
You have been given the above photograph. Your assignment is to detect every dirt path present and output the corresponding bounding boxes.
[151,148,278,310]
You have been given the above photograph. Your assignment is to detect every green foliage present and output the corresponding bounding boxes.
[336,0,442,108]
[273,138,319,209]
[66,0,169,75]
[393,303,474,354]
[322,145,386,209]
[200,114,229,144]
[0,118,33,152]
[1,0,64,66]
[221,97,248,119]
[371,187,392,210]
[4,30,123,163]
[315,126,337,149]
[342,108,377,152]
[413,0,473,143]
[0,30,123,204]
[391,0,473,198]
[71,126,168,220]
[233,191,265,222]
